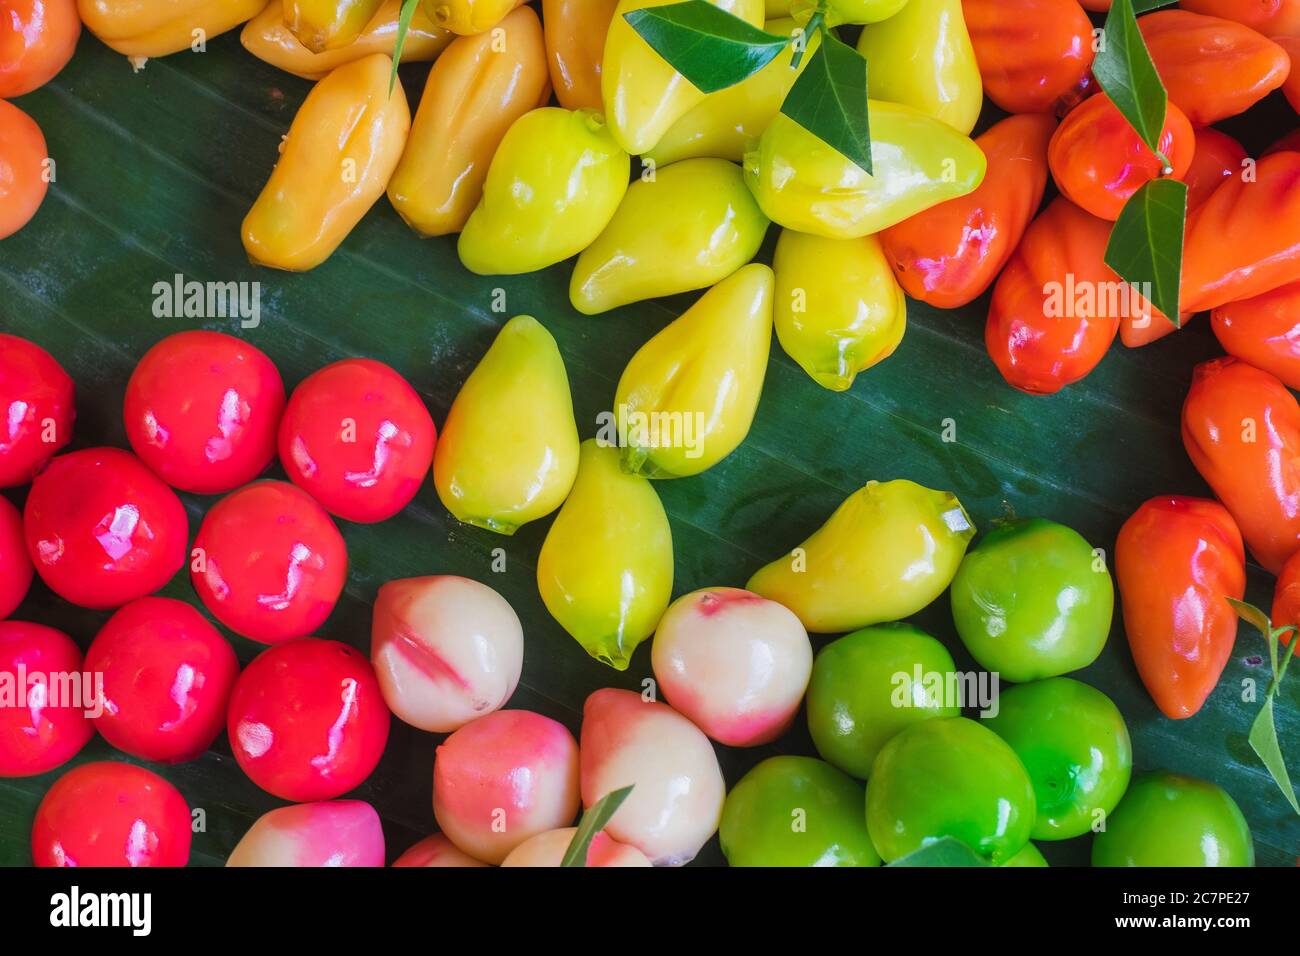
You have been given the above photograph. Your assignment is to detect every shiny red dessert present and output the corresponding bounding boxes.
[85,597,239,763]
[190,480,346,643]
[31,761,192,866]
[278,358,435,523]
[0,333,74,487]
[23,447,189,609]
[0,621,93,777]
[0,495,33,618]
[124,330,286,494]
[227,638,390,801]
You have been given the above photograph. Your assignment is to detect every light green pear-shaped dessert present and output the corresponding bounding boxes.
[613,263,774,479]
[747,479,976,633]
[537,440,674,669]
[433,316,580,534]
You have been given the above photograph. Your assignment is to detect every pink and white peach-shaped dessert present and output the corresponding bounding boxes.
[226,800,384,867]
[500,827,652,867]
[650,587,812,747]
[580,688,725,867]
[432,709,580,864]
[371,576,523,733]
[392,833,489,867]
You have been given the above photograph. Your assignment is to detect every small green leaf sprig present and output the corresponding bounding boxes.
[390,0,423,93]
[1227,598,1299,815]
[625,0,873,174]
[561,785,635,867]
[1095,0,1187,324]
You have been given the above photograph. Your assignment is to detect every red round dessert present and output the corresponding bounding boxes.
[0,621,93,777]
[278,358,435,523]
[124,330,286,494]
[0,495,33,618]
[85,597,239,763]
[0,333,74,487]
[31,761,192,866]
[227,638,390,801]
[23,447,189,609]
[190,480,347,643]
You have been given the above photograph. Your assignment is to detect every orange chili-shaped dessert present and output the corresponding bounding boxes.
[880,113,1055,309]
[1182,151,1300,313]
[1182,356,1300,574]
[1211,280,1300,390]
[1048,91,1195,221]
[1116,496,1246,719]
[1139,10,1290,127]
[962,0,1095,114]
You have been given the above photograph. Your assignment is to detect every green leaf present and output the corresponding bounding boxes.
[1104,178,1186,324]
[389,0,421,94]
[1249,699,1299,814]
[560,786,634,867]
[886,837,991,867]
[1229,599,1300,816]
[1093,0,1169,162]
[624,0,790,94]
[780,30,872,175]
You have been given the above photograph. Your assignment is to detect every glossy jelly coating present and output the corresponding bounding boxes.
[0,333,74,488]
[579,688,725,866]
[500,828,652,867]
[85,597,239,763]
[227,800,385,867]
[392,833,490,867]
[651,587,811,747]
[371,575,523,733]
[432,709,580,864]
[278,358,435,523]
[31,761,192,866]
[23,447,189,610]
[191,480,347,643]
[0,621,93,777]
[227,638,391,801]
[0,494,33,618]
[124,330,286,494]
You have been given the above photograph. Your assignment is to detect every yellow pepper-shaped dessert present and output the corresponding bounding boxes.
[602,0,764,155]
[433,316,580,534]
[387,6,549,238]
[571,158,769,314]
[855,0,982,134]
[420,0,526,34]
[458,109,630,275]
[243,0,453,79]
[537,439,674,670]
[791,0,909,24]
[613,264,773,478]
[772,229,906,391]
[744,105,986,239]
[748,479,975,633]
[542,0,617,111]
[242,53,410,271]
[645,18,819,167]
[283,0,383,53]
[77,0,267,61]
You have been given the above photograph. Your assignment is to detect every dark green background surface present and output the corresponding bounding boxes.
[0,22,1297,867]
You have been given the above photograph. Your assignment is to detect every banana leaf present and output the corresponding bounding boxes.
[0,29,1296,867]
